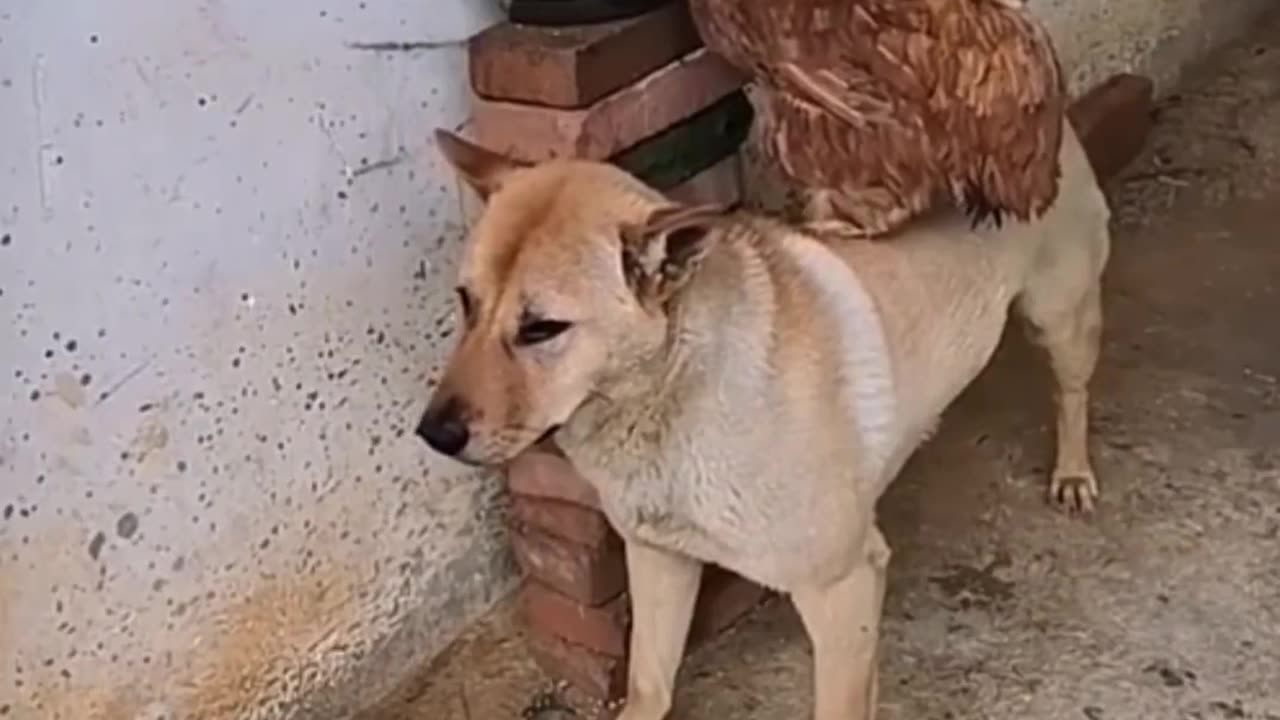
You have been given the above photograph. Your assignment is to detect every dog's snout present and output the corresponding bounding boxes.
[416,397,471,457]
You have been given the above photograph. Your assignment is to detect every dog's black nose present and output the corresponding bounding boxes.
[416,399,471,457]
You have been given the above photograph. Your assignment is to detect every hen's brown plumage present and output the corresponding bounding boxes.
[689,0,1067,237]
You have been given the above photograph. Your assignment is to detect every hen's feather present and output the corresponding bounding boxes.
[689,0,1066,238]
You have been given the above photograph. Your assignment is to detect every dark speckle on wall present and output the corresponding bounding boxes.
[88,531,107,561]
[116,512,140,540]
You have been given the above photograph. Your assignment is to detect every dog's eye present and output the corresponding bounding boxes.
[515,319,573,346]
[455,287,475,323]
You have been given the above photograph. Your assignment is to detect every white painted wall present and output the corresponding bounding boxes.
[0,1,508,717]
[0,0,1272,718]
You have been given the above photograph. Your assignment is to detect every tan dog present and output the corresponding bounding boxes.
[417,123,1110,720]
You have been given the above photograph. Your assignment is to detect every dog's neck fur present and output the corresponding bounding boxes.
[555,215,899,509]
[558,220,760,448]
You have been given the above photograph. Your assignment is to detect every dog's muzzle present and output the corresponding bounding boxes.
[416,397,470,458]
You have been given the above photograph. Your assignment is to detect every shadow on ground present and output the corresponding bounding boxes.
[363,12,1280,720]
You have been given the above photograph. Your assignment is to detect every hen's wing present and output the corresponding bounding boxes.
[690,0,1066,235]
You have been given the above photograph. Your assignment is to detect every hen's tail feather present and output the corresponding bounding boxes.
[963,182,1006,231]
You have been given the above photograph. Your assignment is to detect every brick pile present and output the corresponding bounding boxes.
[461,0,1157,704]
[467,2,752,205]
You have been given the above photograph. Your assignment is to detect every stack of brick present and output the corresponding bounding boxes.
[467,2,753,203]
[464,3,769,703]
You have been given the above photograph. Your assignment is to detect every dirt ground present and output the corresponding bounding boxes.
[363,13,1280,720]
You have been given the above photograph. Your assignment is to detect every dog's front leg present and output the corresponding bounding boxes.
[616,541,703,720]
[790,526,891,720]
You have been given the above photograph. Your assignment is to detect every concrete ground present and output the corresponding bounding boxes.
[362,12,1280,720]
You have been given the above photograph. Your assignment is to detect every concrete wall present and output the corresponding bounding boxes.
[0,1,511,718]
[0,0,1270,719]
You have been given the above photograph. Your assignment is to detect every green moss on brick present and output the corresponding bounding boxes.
[611,90,753,190]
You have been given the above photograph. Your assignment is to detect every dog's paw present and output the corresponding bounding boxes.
[1050,471,1098,514]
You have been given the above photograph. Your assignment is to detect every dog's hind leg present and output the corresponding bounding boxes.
[1019,280,1104,514]
[616,542,703,720]
[790,525,890,720]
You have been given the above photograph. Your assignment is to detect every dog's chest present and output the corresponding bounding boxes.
[558,391,785,569]
[590,453,747,561]
[563,429,754,554]
[565,431,863,589]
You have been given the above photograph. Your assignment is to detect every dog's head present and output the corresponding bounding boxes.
[415,129,730,466]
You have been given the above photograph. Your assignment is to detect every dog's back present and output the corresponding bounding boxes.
[814,125,1111,485]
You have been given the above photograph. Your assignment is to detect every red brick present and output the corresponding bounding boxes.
[510,523,627,606]
[469,2,702,109]
[688,566,769,647]
[511,494,619,550]
[668,152,743,206]
[506,441,602,510]
[1068,73,1156,183]
[521,581,630,657]
[470,48,748,163]
[527,630,628,701]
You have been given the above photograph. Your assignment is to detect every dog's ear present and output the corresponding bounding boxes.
[434,128,529,200]
[621,202,731,306]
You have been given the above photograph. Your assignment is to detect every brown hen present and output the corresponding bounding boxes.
[688,0,1067,237]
